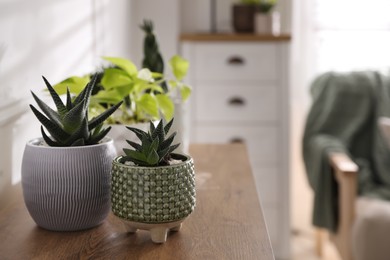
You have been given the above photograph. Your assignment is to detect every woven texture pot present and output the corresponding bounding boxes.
[21,137,116,231]
[111,154,196,223]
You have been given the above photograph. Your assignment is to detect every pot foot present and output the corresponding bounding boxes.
[171,223,182,232]
[150,227,168,243]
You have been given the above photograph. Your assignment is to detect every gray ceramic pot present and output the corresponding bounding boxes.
[111,154,196,223]
[21,137,116,231]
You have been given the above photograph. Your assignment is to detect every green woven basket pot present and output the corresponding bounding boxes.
[111,154,196,223]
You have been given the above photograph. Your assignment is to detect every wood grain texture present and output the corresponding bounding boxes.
[0,144,274,260]
[180,33,291,42]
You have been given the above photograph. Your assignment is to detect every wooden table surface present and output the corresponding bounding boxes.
[0,144,274,260]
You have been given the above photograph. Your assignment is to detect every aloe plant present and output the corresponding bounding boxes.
[30,75,122,146]
[122,118,180,167]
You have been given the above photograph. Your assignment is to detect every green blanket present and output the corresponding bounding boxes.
[303,71,390,232]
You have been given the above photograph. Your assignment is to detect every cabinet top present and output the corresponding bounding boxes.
[180,33,291,42]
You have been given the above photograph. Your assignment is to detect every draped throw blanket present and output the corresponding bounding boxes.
[303,71,390,232]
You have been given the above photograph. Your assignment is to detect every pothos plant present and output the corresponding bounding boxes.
[53,55,190,125]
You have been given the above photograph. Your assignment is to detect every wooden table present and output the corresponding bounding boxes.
[0,144,274,259]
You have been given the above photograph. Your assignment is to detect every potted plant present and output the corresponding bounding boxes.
[254,0,278,34]
[232,0,277,33]
[110,118,196,243]
[52,21,191,155]
[21,75,122,231]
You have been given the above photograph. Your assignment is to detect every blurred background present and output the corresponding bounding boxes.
[2,0,390,259]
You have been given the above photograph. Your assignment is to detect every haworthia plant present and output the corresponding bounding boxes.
[123,118,180,167]
[30,74,122,146]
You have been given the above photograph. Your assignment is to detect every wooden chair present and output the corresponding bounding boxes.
[316,153,358,260]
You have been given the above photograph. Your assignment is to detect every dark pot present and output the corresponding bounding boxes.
[232,4,257,33]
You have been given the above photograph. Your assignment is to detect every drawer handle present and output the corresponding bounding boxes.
[228,97,246,106]
[227,56,245,65]
[230,137,245,143]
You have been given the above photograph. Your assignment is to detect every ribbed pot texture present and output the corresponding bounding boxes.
[111,154,196,223]
[21,137,116,231]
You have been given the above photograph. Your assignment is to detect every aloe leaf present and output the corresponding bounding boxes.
[88,101,123,130]
[66,87,72,110]
[62,99,86,133]
[167,143,180,154]
[146,148,159,166]
[71,138,85,146]
[149,121,156,134]
[42,76,67,117]
[73,74,95,106]
[40,126,60,147]
[91,123,103,138]
[152,119,163,140]
[31,91,62,128]
[163,118,174,135]
[88,126,111,144]
[124,149,147,162]
[126,140,142,151]
[160,131,176,151]
[64,118,89,145]
[126,126,148,140]
[30,105,69,141]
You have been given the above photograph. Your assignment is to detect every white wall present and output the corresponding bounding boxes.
[0,0,133,207]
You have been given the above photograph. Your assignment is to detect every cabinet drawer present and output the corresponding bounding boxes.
[252,167,279,206]
[195,84,278,122]
[194,43,277,81]
[195,125,279,166]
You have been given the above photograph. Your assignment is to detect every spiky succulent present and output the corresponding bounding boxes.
[30,74,122,147]
[123,118,180,166]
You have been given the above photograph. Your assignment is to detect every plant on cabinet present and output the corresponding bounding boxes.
[232,0,278,33]
[110,118,196,243]
[21,75,122,231]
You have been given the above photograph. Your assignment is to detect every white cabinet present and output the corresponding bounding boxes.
[181,34,291,259]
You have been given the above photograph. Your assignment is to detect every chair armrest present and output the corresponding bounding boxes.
[328,152,358,260]
[329,153,359,175]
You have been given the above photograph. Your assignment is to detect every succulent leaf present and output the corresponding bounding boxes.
[42,76,67,117]
[30,105,70,141]
[66,87,73,110]
[126,126,148,140]
[88,126,111,144]
[31,91,62,128]
[30,76,121,147]
[163,118,174,135]
[126,140,142,151]
[122,118,180,166]
[88,101,123,130]
[62,99,86,133]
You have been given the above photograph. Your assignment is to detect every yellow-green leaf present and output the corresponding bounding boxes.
[102,56,138,77]
[156,94,174,120]
[180,85,192,102]
[169,55,189,81]
[101,68,132,90]
[53,76,90,95]
[137,94,159,118]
